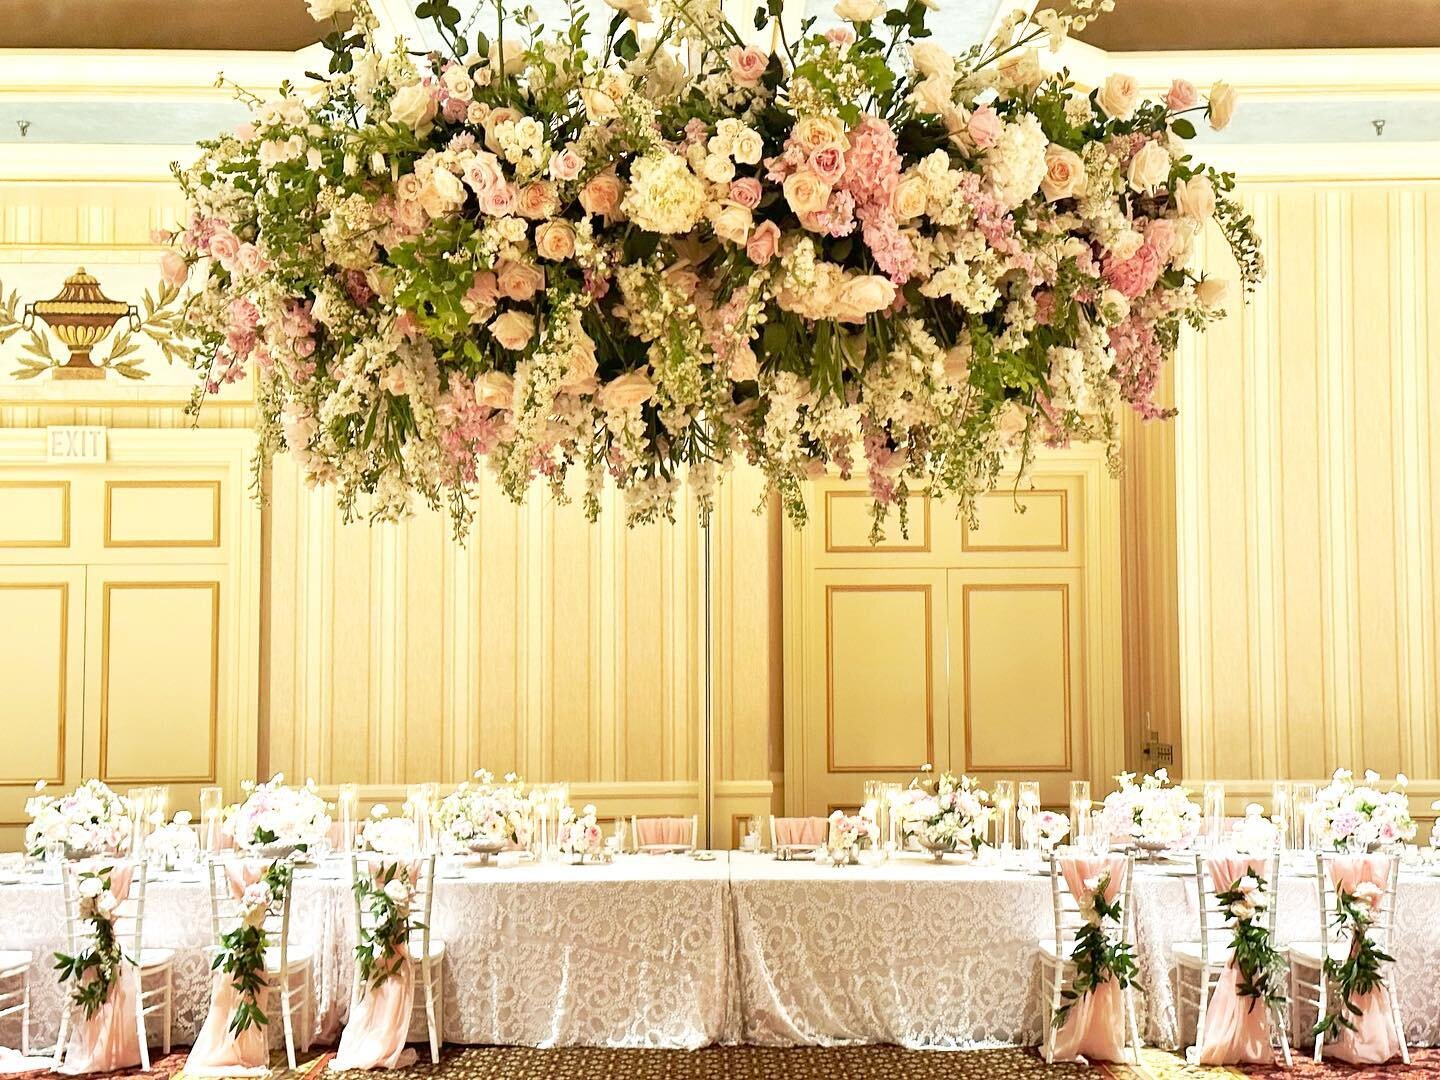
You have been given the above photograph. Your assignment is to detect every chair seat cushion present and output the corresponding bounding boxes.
[137,948,175,970]
[407,938,446,962]
[1170,941,1234,968]
[263,945,315,972]
[1288,940,1351,966]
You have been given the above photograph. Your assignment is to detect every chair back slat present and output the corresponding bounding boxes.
[60,859,148,963]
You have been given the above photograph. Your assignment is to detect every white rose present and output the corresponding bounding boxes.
[389,82,437,132]
[598,370,655,412]
[1172,174,1215,221]
[1127,140,1171,193]
[1195,277,1228,310]
[911,74,955,117]
[834,0,884,21]
[1040,144,1086,201]
[1096,73,1140,121]
[910,42,954,81]
[890,174,929,221]
[709,201,753,245]
[79,876,103,898]
[1208,81,1238,131]
[306,0,353,18]
[490,311,536,350]
[382,879,411,905]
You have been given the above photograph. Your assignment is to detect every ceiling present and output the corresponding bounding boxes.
[1076,0,1440,51]
[0,0,332,51]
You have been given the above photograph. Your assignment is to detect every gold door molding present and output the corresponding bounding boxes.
[958,582,1074,773]
[961,488,1070,553]
[824,490,932,554]
[824,582,936,773]
[97,579,220,784]
[0,480,71,548]
[103,479,222,548]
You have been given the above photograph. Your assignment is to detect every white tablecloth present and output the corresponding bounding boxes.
[3,852,1439,1053]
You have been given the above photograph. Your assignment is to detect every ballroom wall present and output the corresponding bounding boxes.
[1123,159,1440,807]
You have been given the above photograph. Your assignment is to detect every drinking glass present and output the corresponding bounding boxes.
[1272,781,1291,850]
[992,780,1016,851]
[199,786,225,852]
[1203,781,1226,849]
[1069,781,1092,844]
[1018,781,1041,851]
[1291,782,1317,851]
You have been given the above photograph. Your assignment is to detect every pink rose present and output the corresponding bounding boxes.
[235,243,267,276]
[579,171,624,219]
[967,105,1001,149]
[746,220,781,265]
[159,250,189,286]
[490,310,535,350]
[534,220,576,261]
[1165,79,1197,112]
[728,177,762,209]
[808,144,846,185]
[549,147,584,182]
[496,259,544,301]
[479,181,518,217]
[826,27,855,47]
[209,228,240,269]
[463,151,505,194]
[726,46,768,87]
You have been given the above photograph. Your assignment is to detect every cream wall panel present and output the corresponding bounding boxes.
[104,480,221,548]
[1164,177,1440,813]
[0,481,70,547]
[963,490,1069,553]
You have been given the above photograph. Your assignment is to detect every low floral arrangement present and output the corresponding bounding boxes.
[432,771,532,852]
[227,774,333,855]
[147,811,201,869]
[1313,770,1415,853]
[555,804,606,862]
[1214,869,1286,1010]
[825,808,879,862]
[1315,877,1394,1043]
[168,0,1260,538]
[361,807,421,854]
[354,861,423,991]
[54,865,128,1019]
[1102,769,1199,851]
[1024,808,1071,853]
[1054,866,1138,1029]
[214,860,293,1035]
[25,780,133,859]
[1228,803,1280,855]
[1430,800,1440,850]
[897,769,993,854]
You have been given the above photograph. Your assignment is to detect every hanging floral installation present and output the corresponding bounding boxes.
[167,0,1261,537]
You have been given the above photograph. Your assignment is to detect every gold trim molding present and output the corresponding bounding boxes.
[0,480,71,548]
[962,488,1070,554]
[823,490,933,554]
[0,581,68,786]
[103,479,222,549]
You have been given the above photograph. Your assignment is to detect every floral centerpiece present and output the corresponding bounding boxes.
[1101,769,1199,853]
[825,808,879,864]
[361,807,421,854]
[1025,808,1071,853]
[896,770,993,858]
[167,0,1259,539]
[1228,803,1280,855]
[1312,769,1415,853]
[147,811,202,870]
[555,804,606,863]
[25,779,133,859]
[226,774,333,857]
[432,770,532,855]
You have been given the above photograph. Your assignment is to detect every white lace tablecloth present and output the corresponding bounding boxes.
[729,852,1440,1051]
[0,855,733,1052]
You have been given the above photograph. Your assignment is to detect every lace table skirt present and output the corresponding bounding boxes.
[3,853,1437,1052]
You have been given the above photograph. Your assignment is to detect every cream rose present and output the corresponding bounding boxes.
[791,116,847,154]
[1040,144,1086,202]
[996,48,1042,91]
[1172,174,1215,221]
[834,0,884,21]
[1208,81,1237,131]
[910,42,954,81]
[710,201,753,245]
[418,168,466,217]
[534,220,576,261]
[782,170,832,216]
[490,311,535,350]
[1195,277,1229,310]
[1096,72,1140,122]
[833,274,896,322]
[890,174,929,221]
[473,371,515,410]
[389,82,437,132]
[1127,140,1170,193]
[599,370,655,412]
[579,171,625,219]
[727,46,768,87]
[912,74,955,117]
[497,259,545,301]
[306,0,353,18]
[516,181,558,220]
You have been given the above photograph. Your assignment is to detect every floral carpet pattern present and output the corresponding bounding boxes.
[7,1046,1440,1080]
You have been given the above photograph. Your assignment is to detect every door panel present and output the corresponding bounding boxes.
[0,565,87,849]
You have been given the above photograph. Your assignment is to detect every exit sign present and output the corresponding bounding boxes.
[46,426,107,463]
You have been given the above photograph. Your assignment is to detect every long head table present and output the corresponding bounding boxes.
[1,851,1437,1052]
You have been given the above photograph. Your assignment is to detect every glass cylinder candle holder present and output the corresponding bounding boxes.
[1291,782,1317,851]
[337,783,359,851]
[1018,781,1041,850]
[879,782,903,851]
[992,780,1016,850]
[1203,781,1226,849]
[1272,781,1291,850]
[199,786,225,852]
[1069,780,1092,844]
[126,788,149,856]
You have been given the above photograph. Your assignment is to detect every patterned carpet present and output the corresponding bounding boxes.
[8,1045,1440,1079]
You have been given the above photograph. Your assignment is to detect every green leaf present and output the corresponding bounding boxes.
[1171,117,1197,139]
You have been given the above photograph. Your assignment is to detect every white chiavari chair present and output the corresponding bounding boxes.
[1037,852,1141,1064]
[1171,852,1291,1066]
[206,856,315,1070]
[54,860,175,1071]
[349,853,445,1064]
[1288,851,1409,1065]
[628,815,698,853]
[0,949,33,1058]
